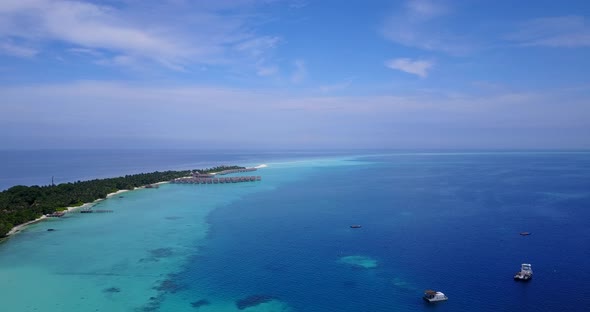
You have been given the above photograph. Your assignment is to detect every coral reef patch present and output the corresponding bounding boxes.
[236,295,277,310]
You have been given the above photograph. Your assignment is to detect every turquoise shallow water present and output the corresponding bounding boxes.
[0,183,222,311]
[1,152,589,311]
[0,156,364,311]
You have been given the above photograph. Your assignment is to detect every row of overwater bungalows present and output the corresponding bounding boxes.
[171,176,261,184]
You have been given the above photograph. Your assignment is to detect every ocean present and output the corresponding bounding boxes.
[0,150,589,311]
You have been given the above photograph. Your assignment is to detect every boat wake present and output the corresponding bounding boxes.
[255,164,268,169]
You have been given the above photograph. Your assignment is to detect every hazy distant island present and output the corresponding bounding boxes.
[0,165,245,238]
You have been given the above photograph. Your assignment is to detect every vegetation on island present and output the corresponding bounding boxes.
[197,165,244,174]
[0,165,245,238]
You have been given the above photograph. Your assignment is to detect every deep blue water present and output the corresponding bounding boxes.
[174,152,590,311]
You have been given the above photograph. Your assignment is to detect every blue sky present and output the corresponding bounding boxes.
[0,0,589,149]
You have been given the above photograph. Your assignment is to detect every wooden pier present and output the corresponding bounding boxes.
[80,209,114,213]
[171,175,261,185]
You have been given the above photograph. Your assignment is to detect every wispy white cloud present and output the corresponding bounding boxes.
[385,58,434,78]
[68,47,102,57]
[382,0,475,55]
[0,40,37,57]
[0,0,192,68]
[291,59,307,83]
[0,0,282,70]
[235,36,282,76]
[507,16,590,48]
[235,36,281,57]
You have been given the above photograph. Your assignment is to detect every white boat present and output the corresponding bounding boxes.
[514,263,533,281]
[423,290,448,302]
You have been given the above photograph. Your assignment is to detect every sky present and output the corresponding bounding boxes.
[0,0,589,150]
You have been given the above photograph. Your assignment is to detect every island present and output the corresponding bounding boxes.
[0,165,245,238]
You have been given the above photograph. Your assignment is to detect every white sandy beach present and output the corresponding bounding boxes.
[5,181,171,237]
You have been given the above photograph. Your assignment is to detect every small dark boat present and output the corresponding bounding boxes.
[46,211,66,217]
[520,232,531,236]
[47,228,55,232]
[350,225,362,229]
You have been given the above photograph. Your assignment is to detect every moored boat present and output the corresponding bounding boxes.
[514,263,533,281]
[423,290,448,302]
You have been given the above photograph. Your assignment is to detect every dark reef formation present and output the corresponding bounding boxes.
[236,294,277,310]
[139,247,174,263]
[190,299,211,308]
[154,277,185,294]
[165,216,183,220]
[138,295,164,312]
[150,248,173,258]
[103,287,121,293]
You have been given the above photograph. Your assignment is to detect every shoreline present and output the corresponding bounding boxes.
[4,181,170,238]
[1,166,255,240]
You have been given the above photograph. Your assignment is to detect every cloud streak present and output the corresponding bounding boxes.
[381,0,474,55]
[0,40,37,57]
[0,0,282,70]
[385,58,434,78]
[507,16,590,48]
[0,0,192,68]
